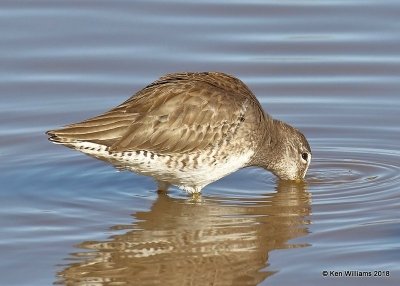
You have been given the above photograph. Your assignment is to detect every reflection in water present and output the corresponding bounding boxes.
[57,182,311,286]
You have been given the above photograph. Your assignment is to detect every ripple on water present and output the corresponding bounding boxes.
[307,144,400,235]
[307,146,400,206]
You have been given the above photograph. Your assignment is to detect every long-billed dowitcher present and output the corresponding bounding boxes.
[47,72,311,194]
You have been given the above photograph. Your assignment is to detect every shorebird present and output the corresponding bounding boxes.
[47,72,311,194]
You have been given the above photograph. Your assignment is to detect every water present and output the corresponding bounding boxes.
[1,1,400,285]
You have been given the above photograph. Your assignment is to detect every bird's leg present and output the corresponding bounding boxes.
[156,180,171,194]
[185,186,203,201]
[190,192,202,202]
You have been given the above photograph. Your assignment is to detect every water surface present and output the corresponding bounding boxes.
[1,1,400,285]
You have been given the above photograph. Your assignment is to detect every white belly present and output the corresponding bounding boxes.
[69,141,254,193]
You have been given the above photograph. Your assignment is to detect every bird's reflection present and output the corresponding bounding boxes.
[57,181,311,286]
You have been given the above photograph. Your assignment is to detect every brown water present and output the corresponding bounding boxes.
[1,1,400,285]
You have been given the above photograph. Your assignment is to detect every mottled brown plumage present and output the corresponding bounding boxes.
[47,72,311,193]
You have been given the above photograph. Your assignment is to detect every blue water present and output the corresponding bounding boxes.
[1,1,400,285]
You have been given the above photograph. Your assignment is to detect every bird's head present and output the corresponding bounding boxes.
[253,120,312,181]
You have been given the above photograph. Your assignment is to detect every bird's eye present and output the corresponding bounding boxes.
[301,152,308,162]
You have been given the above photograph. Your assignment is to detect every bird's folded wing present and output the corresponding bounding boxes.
[47,72,264,154]
[110,81,250,153]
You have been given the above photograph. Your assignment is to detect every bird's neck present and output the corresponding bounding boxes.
[249,118,287,169]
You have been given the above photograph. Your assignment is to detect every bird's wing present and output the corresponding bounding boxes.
[47,72,265,154]
[46,104,139,147]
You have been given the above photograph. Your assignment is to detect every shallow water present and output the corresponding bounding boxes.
[1,1,400,285]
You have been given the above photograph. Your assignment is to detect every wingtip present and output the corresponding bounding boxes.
[46,133,61,143]
[46,129,66,144]
[45,129,55,137]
